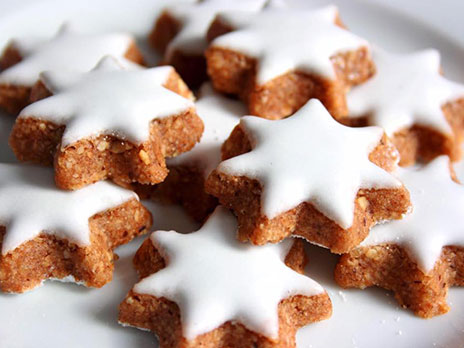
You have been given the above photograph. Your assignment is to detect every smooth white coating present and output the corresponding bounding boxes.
[164,0,265,58]
[211,6,368,84]
[347,47,464,136]
[167,84,244,176]
[134,206,324,340]
[19,56,194,147]
[0,163,137,255]
[0,25,136,86]
[217,99,401,229]
[361,156,464,274]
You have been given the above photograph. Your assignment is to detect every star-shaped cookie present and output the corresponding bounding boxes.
[10,56,203,190]
[206,99,410,252]
[0,25,143,114]
[345,47,464,166]
[0,163,152,293]
[206,5,374,119]
[150,0,266,87]
[335,156,464,317]
[119,206,331,347]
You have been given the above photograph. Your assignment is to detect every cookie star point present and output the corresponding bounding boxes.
[347,47,464,137]
[0,163,136,255]
[362,155,464,273]
[219,99,400,228]
[133,206,324,340]
[19,57,194,147]
[0,26,137,86]
[212,6,368,84]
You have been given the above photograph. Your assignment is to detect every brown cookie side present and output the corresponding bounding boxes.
[205,125,410,252]
[339,98,464,166]
[0,39,145,115]
[335,244,464,318]
[10,68,203,190]
[205,15,375,120]
[119,237,331,348]
[0,198,152,293]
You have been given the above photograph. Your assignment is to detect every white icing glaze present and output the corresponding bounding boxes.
[134,206,324,340]
[361,156,464,274]
[211,6,368,84]
[118,321,152,333]
[216,99,401,229]
[0,163,137,255]
[49,275,86,286]
[8,36,44,56]
[19,56,194,147]
[164,0,265,58]
[0,25,137,86]
[167,84,244,177]
[347,47,464,136]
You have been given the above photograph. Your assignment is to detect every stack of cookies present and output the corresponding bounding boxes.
[1,1,463,347]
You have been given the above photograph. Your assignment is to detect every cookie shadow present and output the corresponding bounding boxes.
[0,112,17,163]
[91,248,157,347]
[303,242,340,286]
[135,35,161,67]
[92,293,157,348]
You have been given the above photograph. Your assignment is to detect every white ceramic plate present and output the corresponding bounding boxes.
[0,1,463,347]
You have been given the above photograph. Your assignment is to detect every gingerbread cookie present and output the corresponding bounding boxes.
[119,206,331,348]
[10,56,203,190]
[0,163,152,293]
[335,156,464,318]
[150,0,265,88]
[206,99,410,253]
[206,5,374,119]
[0,25,144,115]
[139,84,244,221]
[342,47,464,166]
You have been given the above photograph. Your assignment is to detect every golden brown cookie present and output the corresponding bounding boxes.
[9,57,203,190]
[340,47,464,166]
[335,156,464,318]
[0,163,152,293]
[206,6,375,119]
[119,207,331,348]
[206,100,410,253]
[0,26,144,115]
